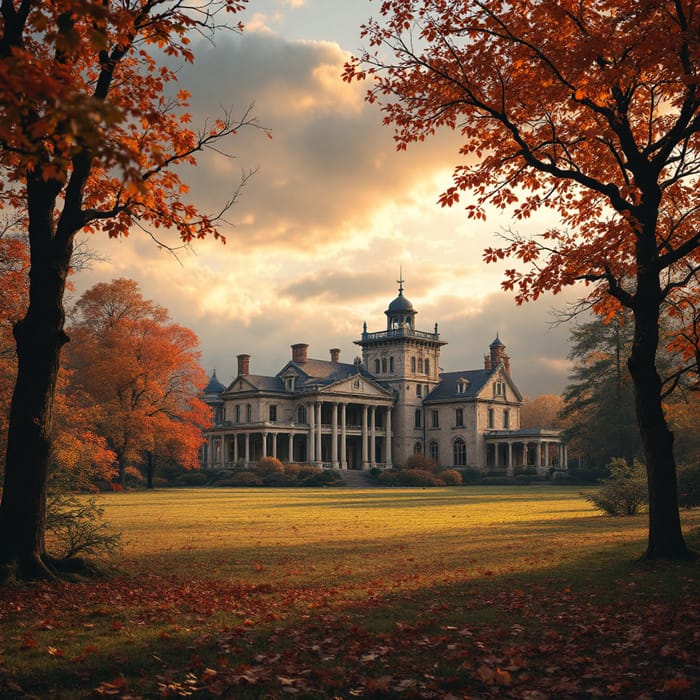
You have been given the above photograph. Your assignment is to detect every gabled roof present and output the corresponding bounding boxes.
[224,374,286,395]
[426,367,523,403]
[425,369,491,401]
[277,359,360,389]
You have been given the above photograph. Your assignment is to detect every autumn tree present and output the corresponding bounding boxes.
[519,394,564,430]
[65,278,210,488]
[0,0,264,581]
[346,0,700,559]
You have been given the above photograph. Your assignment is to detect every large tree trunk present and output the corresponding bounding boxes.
[0,178,72,582]
[629,231,692,560]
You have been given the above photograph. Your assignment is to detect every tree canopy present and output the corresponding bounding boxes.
[346,0,700,559]
[0,0,262,582]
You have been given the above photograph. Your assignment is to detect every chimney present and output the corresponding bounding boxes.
[503,354,511,374]
[484,354,491,371]
[291,343,308,364]
[237,353,250,376]
[330,348,340,363]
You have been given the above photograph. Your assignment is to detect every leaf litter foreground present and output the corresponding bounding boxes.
[1,487,699,698]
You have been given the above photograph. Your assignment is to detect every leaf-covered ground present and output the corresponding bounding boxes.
[0,487,698,698]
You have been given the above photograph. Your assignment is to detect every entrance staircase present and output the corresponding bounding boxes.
[339,470,371,488]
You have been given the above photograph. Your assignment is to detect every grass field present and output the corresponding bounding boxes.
[1,486,699,698]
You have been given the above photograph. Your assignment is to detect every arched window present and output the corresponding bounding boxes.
[424,358,430,376]
[411,356,417,373]
[429,441,439,463]
[414,442,423,454]
[382,357,387,372]
[246,404,252,422]
[297,405,306,424]
[455,408,463,427]
[389,356,394,373]
[375,358,381,374]
[418,357,424,373]
[235,405,241,423]
[454,438,466,466]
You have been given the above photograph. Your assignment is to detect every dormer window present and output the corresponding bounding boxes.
[457,379,469,394]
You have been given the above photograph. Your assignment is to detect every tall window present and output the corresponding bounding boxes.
[453,438,467,466]
[431,409,439,428]
[269,405,277,422]
[416,384,422,397]
[414,442,423,454]
[418,357,424,373]
[487,407,494,429]
[455,408,464,427]
[375,358,381,374]
[382,357,387,372]
[425,358,430,376]
[414,409,422,428]
[235,405,241,423]
[389,356,394,373]
[297,405,306,424]
[494,381,505,397]
[411,356,417,373]
[503,409,510,429]
[246,403,252,422]
[429,441,439,463]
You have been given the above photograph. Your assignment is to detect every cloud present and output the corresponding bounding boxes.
[70,16,578,405]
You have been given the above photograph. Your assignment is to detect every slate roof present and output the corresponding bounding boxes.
[230,374,286,393]
[424,369,492,402]
[279,359,369,390]
[204,370,226,395]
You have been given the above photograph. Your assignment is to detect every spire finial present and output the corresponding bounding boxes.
[397,266,404,296]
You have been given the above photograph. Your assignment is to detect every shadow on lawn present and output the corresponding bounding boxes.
[3,525,699,698]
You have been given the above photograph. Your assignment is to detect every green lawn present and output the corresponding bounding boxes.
[1,486,699,698]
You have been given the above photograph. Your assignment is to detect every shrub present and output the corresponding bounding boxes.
[284,463,301,478]
[402,454,439,473]
[585,457,648,516]
[397,469,444,487]
[174,471,209,486]
[217,472,262,487]
[45,494,121,560]
[438,469,462,485]
[263,472,300,487]
[302,469,342,487]
[255,457,285,476]
[377,470,400,485]
[297,465,321,479]
[458,468,480,484]
[678,462,700,509]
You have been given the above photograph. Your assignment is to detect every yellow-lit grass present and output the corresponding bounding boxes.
[4,486,699,698]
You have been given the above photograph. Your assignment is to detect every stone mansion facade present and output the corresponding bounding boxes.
[202,283,565,474]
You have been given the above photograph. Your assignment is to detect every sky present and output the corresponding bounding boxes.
[73,0,585,398]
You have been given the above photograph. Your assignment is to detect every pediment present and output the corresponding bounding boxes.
[321,375,392,399]
[477,369,523,402]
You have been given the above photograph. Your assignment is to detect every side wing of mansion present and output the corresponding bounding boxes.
[202,283,566,474]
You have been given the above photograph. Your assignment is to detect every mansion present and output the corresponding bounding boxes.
[202,283,565,474]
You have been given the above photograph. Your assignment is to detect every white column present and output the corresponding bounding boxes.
[544,441,550,467]
[288,433,294,463]
[370,405,376,467]
[331,402,339,469]
[233,434,238,464]
[272,433,277,459]
[361,404,369,469]
[308,402,315,463]
[385,407,392,469]
[217,437,224,468]
[262,432,268,458]
[244,433,250,464]
[507,442,513,476]
[340,403,347,469]
[207,437,214,468]
[315,401,322,465]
